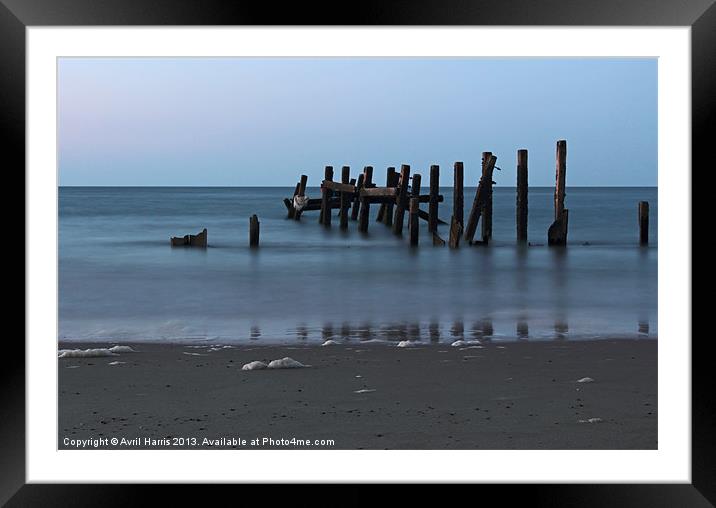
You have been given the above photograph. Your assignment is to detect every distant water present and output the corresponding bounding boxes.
[59,186,657,344]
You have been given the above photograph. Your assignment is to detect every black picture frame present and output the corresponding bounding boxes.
[4,0,709,503]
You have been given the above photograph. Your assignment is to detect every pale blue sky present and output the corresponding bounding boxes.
[58,57,657,187]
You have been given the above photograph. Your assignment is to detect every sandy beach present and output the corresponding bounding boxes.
[58,339,657,450]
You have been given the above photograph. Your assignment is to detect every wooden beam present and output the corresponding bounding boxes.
[323,180,356,194]
[418,209,445,224]
[360,187,397,198]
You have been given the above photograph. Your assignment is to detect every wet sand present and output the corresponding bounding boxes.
[58,339,657,449]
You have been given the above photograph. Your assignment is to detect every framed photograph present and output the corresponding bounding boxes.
[6,0,710,502]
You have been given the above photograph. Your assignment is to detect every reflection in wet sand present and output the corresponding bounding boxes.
[251,316,652,345]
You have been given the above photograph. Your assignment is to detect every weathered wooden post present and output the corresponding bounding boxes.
[638,201,649,245]
[409,173,422,234]
[376,167,396,223]
[383,168,398,227]
[294,174,308,220]
[319,166,334,226]
[464,155,497,244]
[249,214,260,247]
[516,149,528,244]
[428,165,440,233]
[350,173,365,221]
[409,197,420,246]
[481,152,493,242]
[339,166,351,229]
[449,162,464,248]
[547,140,568,246]
[393,164,411,235]
[358,166,374,232]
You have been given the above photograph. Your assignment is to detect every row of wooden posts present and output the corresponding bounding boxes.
[280,139,653,247]
[172,139,650,248]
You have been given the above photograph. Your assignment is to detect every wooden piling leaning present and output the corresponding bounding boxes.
[410,197,420,246]
[547,140,568,246]
[294,174,308,220]
[319,166,334,226]
[638,201,649,245]
[358,166,374,232]
[428,165,440,233]
[516,149,528,244]
[249,215,260,247]
[392,164,411,235]
[350,173,365,221]
[448,162,463,248]
[464,155,497,244]
[339,166,351,229]
[481,152,494,242]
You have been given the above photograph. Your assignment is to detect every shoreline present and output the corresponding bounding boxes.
[59,338,657,450]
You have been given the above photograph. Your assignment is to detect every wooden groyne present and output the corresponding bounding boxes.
[271,139,651,249]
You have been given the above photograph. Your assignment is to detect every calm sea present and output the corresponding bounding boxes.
[59,186,657,344]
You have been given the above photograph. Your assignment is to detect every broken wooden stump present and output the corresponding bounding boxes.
[428,164,440,233]
[393,164,411,235]
[464,155,497,245]
[409,197,419,246]
[319,166,334,227]
[548,140,568,246]
[358,166,374,232]
[448,162,463,248]
[639,201,649,245]
[170,228,207,248]
[249,215,260,247]
[293,174,309,220]
[516,149,528,244]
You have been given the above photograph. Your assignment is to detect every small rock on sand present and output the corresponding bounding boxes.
[576,377,595,383]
